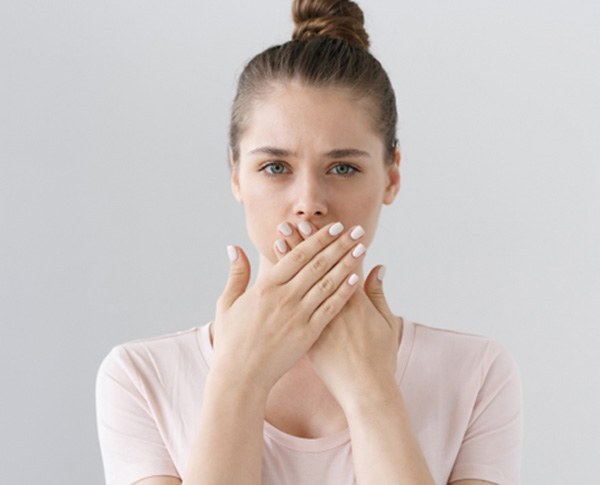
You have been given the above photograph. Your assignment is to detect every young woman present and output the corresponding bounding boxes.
[96,1,522,484]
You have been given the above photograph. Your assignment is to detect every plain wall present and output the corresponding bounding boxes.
[1,0,598,482]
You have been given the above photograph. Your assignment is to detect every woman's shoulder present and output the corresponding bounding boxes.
[403,317,519,380]
[410,318,510,351]
[98,324,210,379]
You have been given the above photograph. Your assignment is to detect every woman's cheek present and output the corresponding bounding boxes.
[350,194,383,245]
[243,205,279,260]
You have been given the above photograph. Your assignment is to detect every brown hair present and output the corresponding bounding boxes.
[229,0,398,166]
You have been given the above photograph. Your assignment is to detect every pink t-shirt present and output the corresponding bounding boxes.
[96,317,522,484]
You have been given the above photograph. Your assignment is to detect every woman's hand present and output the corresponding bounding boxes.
[308,278,401,409]
[273,221,402,409]
[211,222,368,395]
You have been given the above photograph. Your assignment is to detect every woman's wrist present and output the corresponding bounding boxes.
[206,361,272,409]
[339,374,435,485]
[338,372,401,418]
[187,360,268,484]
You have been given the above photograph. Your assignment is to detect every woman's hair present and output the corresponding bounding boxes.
[229,0,398,166]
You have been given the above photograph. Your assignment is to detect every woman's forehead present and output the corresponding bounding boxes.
[240,82,382,153]
[253,81,370,117]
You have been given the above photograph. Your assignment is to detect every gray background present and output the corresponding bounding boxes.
[1,0,598,483]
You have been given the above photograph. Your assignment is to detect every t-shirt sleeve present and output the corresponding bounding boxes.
[95,345,180,485]
[449,340,523,485]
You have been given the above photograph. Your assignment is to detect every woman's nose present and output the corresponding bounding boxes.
[292,174,328,217]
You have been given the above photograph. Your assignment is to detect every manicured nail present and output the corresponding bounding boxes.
[377,265,386,282]
[298,221,312,237]
[352,243,366,258]
[275,239,287,254]
[278,222,292,237]
[227,245,238,262]
[348,273,359,286]
[328,222,344,236]
[350,225,365,240]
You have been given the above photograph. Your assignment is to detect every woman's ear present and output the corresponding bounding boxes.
[229,148,243,204]
[382,149,401,205]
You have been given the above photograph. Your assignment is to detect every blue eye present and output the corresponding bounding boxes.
[331,164,358,177]
[259,162,360,177]
[260,162,288,177]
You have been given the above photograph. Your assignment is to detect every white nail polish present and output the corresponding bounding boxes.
[352,243,366,258]
[377,265,386,282]
[275,239,287,254]
[329,222,344,236]
[278,222,292,237]
[227,245,238,262]
[348,273,359,286]
[350,225,365,240]
[298,221,312,236]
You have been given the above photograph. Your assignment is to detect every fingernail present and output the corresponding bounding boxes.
[227,245,238,262]
[278,222,292,237]
[350,225,365,240]
[352,243,366,258]
[377,265,386,282]
[298,221,312,237]
[348,273,359,286]
[328,222,344,236]
[275,239,287,254]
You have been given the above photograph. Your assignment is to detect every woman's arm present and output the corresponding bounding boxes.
[343,374,435,485]
[179,225,363,484]
[274,223,435,484]
[181,365,269,484]
[130,363,269,485]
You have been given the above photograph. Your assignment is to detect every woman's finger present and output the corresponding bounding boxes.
[273,220,315,262]
[297,221,314,240]
[278,221,305,248]
[216,245,252,312]
[273,238,289,261]
[291,225,365,299]
[307,270,362,335]
[268,222,344,285]
[301,239,367,314]
[363,264,394,323]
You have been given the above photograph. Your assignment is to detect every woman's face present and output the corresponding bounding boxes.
[231,81,400,274]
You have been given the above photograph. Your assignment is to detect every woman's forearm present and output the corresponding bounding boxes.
[344,376,435,485]
[182,366,269,485]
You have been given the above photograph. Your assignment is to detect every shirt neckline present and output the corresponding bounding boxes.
[196,315,415,453]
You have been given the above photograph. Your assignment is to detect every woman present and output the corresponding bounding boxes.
[96,1,522,484]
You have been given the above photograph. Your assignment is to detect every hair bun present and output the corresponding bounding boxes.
[292,0,370,50]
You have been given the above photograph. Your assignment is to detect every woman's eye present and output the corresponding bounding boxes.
[331,164,358,177]
[260,162,288,176]
[259,162,359,177]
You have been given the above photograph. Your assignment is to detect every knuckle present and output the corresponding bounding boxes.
[344,250,360,267]
[316,232,331,246]
[317,277,335,293]
[279,288,298,308]
[229,264,247,278]
[290,248,308,264]
[320,300,337,317]
[309,256,327,274]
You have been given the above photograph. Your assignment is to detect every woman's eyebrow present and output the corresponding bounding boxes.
[247,146,370,158]
[248,146,294,157]
[324,148,370,159]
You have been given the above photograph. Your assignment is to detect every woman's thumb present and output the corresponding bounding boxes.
[364,265,393,318]
[218,245,251,310]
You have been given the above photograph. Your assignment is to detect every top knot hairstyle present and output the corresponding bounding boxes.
[229,0,398,165]
[292,0,369,49]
